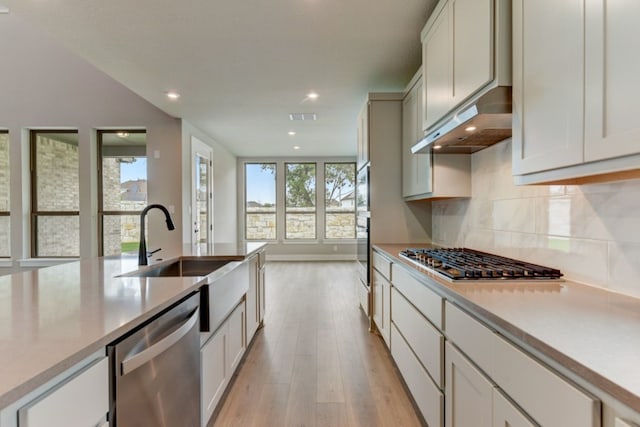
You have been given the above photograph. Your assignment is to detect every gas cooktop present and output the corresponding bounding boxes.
[399,248,563,282]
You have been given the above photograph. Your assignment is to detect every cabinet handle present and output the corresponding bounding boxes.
[121,308,199,375]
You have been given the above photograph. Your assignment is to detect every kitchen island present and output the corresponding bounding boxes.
[374,243,640,426]
[0,242,267,414]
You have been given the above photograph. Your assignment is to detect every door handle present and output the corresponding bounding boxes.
[121,307,199,375]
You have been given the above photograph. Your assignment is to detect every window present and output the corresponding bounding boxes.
[245,163,276,240]
[31,130,79,257]
[0,131,9,257]
[285,163,316,239]
[325,163,356,239]
[98,130,147,256]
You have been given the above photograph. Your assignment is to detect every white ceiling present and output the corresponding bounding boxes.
[7,0,436,157]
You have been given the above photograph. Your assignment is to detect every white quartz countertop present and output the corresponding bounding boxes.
[375,243,640,413]
[0,242,267,409]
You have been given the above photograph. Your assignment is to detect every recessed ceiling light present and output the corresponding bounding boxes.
[433,145,442,150]
[117,132,129,138]
[465,126,477,132]
[166,91,180,100]
[288,131,296,136]
[289,113,317,121]
[307,92,319,100]
[293,145,301,150]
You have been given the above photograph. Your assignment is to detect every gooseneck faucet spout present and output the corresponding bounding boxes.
[138,204,175,266]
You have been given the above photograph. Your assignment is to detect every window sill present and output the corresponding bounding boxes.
[18,258,79,268]
[0,259,12,268]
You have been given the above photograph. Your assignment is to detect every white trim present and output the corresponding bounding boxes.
[18,258,78,268]
[0,259,12,267]
[266,254,357,262]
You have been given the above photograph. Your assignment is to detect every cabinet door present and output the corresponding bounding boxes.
[446,342,493,427]
[259,264,266,323]
[246,255,259,341]
[201,325,227,426]
[584,1,640,161]
[227,302,246,374]
[372,270,383,335]
[381,278,390,346]
[423,3,452,131]
[18,357,108,427]
[493,389,538,427]
[451,0,493,106]
[357,103,369,169]
[512,0,585,175]
[403,78,431,198]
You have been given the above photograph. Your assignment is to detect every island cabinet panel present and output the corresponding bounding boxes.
[246,254,260,341]
[18,356,108,427]
[201,301,246,427]
[391,287,444,387]
[445,342,493,427]
[391,324,444,427]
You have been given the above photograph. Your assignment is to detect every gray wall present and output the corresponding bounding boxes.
[0,13,184,267]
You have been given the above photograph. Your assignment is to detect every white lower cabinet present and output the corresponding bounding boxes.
[0,352,109,427]
[391,324,444,427]
[445,342,493,427]
[18,356,109,427]
[372,269,391,346]
[201,301,246,427]
[493,389,537,427]
[444,301,601,427]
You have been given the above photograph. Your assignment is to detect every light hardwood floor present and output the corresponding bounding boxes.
[211,261,425,427]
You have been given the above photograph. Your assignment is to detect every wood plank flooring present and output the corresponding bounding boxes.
[211,261,425,427]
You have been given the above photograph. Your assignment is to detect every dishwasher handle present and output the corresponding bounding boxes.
[121,307,199,376]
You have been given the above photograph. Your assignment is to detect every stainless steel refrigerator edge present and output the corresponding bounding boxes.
[356,164,371,320]
[108,292,201,427]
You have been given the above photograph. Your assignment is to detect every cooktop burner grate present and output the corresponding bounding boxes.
[399,248,563,281]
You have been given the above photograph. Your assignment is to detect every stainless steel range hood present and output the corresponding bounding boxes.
[411,86,512,155]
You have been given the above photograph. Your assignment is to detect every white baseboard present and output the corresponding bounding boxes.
[266,254,357,262]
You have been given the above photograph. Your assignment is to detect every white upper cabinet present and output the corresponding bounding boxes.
[422,0,508,132]
[357,103,369,170]
[584,1,640,162]
[513,0,640,184]
[423,2,452,131]
[511,0,585,175]
[402,72,432,198]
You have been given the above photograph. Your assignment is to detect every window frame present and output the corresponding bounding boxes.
[97,129,147,256]
[323,162,356,240]
[244,162,277,241]
[30,129,80,258]
[284,162,317,241]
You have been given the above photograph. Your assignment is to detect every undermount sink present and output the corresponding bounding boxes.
[120,259,230,278]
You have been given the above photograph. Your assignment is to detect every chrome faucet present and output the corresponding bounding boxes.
[138,204,175,265]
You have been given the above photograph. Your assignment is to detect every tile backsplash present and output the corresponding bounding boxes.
[431,139,640,298]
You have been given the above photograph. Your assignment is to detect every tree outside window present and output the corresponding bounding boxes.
[325,163,356,239]
[285,163,316,239]
[245,163,276,240]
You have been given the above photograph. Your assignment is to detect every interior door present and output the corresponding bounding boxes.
[191,136,213,245]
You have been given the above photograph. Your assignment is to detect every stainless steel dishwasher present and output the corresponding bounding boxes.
[108,292,201,427]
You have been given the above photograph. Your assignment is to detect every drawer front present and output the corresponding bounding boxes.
[391,324,444,427]
[444,301,495,378]
[372,250,392,280]
[493,335,600,427]
[392,264,443,329]
[19,357,108,427]
[392,287,444,387]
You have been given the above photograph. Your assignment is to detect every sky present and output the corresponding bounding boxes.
[120,158,147,182]
[246,164,276,203]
